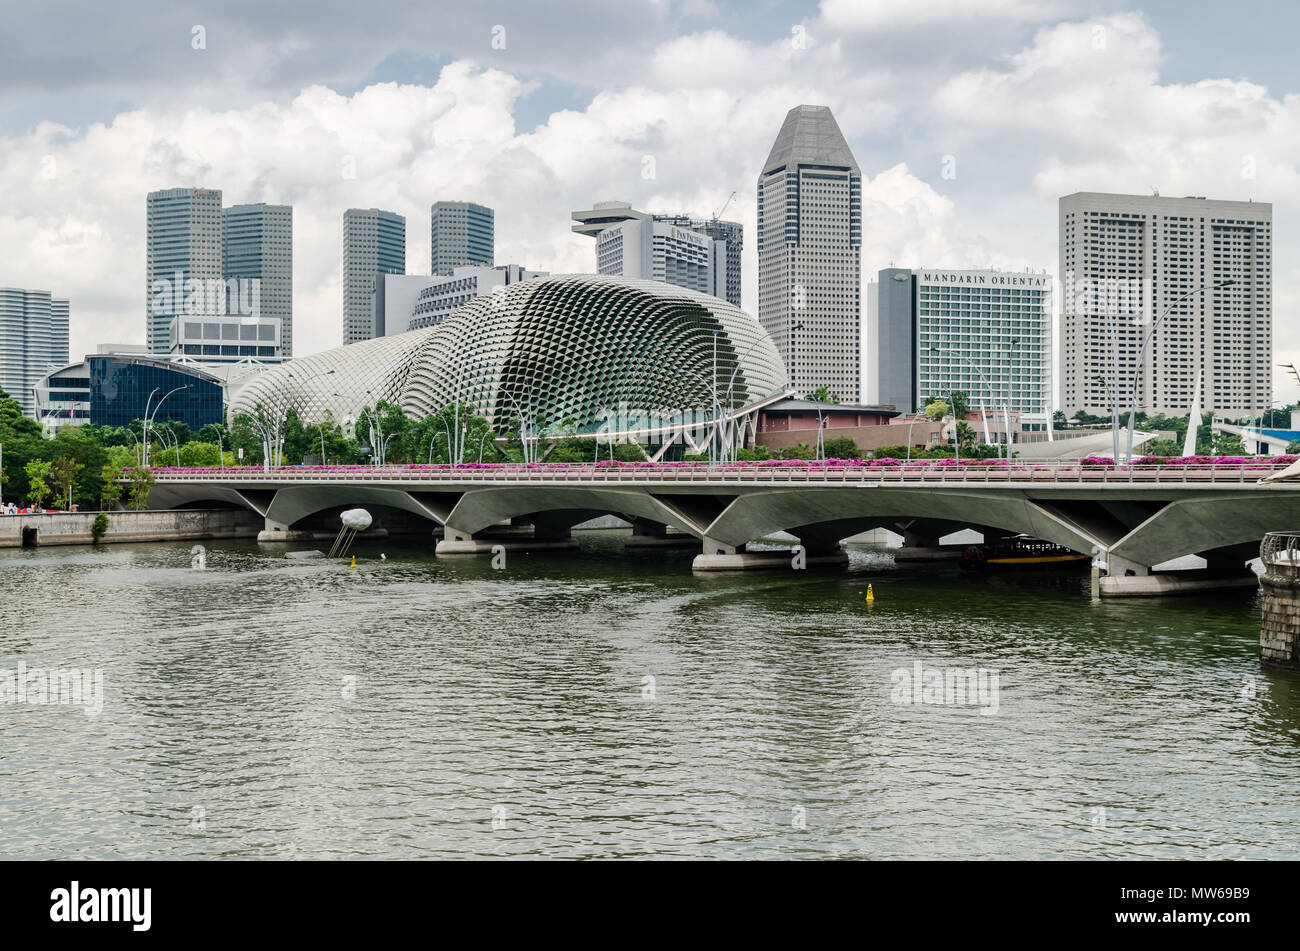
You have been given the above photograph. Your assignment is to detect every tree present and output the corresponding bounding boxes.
[923,399,949,421]
[100,464,124,509]
[1289,441,1300,454]
[806,385,840,405]
[779,443,814,460]
[128,466,156,510]
[91,513,109,542]
[1141,439,1181,457]
[1211,431,1246,456]
[823,435,859,459]
[50,456,84,509]
[1052,411,1068,429]
[954,421,977,450]
[948,391,970,420]
[24,460,52,508]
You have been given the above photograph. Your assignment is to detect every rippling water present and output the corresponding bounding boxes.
[1,531,1297,859]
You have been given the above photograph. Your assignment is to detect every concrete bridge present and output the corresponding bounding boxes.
[141,463,1300,592]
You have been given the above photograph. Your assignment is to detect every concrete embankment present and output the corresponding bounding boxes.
[0,509,261,548]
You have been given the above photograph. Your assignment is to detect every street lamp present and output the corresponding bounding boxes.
[719,323,801,462]
[1125,281,1236,461]
[927,346,999,458]
[144,385,190,466]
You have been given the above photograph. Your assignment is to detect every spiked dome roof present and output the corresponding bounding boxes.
[230,274,791,440]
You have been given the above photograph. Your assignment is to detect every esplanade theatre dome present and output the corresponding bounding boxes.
[230,274,791,438]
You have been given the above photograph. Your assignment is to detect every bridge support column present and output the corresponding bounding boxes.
[692,536,847,572]
[895,527,964,562]
[257,518,316,543]
[435,522,579,556]
[625,518,697,549]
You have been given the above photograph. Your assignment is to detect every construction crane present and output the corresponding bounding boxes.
[712,191,736,221]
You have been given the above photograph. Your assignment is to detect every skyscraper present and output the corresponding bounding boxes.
[146,187,223,354]
[223,203,293,356]
[757,105,862,403]
[343,208,406,345]
[0,287,70,417]
[1060,192,1272,418]
[571,201,741,305]
[430,201,493,277]
[867,268,1052,419]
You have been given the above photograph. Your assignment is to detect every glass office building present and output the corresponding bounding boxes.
[88,354,224,429]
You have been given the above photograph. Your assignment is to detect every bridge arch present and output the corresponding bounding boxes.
[701,487,1108,555]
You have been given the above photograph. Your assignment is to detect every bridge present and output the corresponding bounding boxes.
[140,462,1300,591]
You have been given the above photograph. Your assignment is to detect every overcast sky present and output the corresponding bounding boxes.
[1,0,1296,398]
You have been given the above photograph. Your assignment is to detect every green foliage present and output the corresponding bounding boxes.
[736,445,772,461]
[1141,439,1181,457]
[779,443,815,460]
[24,460,52,507]
[612,442,648,462]
[1289,441,1300,454]
[923,399,948,420]
[91,513,109,542]
[128,466,155,510]
[176,441,221,467]
[50,456,84,509]
[100,464,124,509]
[1212,431,1246,456]
[806,385,840,405]
[823,435,859,459]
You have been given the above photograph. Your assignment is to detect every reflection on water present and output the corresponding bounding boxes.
[0,531,1296,859]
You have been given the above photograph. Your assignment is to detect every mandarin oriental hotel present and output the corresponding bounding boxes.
[869,268,1051,420]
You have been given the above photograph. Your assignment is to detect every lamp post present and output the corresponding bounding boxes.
[1091,373,1121,461]
[927,346,998,458]
[719,323,801,462]
[144,385,190,466]
[1125,281,1235,462]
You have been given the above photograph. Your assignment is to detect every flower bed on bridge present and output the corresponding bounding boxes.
[128,455,1299,475]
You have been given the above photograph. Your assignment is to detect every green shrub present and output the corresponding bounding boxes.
[91,512,109,542]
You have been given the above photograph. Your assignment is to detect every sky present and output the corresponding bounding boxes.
[1,0,1297,401]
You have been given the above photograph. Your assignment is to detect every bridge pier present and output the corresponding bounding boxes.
[691,536,848,572]
[434,521,579,556]
[624,518,697,549]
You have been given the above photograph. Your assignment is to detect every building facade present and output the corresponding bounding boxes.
[430,201,494,277]
[0,287,69,417]
[1059,192,1272,417]
[867,268,1052,419]
[146,187,223,354]
[223,203,293,357]
[374,265,547,336]
[168,315,283,363]
[572,202,741,306]
[757,105,862,403]
[343,208,406,345]
[87,353,225,430]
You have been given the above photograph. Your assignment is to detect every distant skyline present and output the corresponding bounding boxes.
[1,0,1297,397]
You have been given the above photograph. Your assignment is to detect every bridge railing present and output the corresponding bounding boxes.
[139,463,1282,485]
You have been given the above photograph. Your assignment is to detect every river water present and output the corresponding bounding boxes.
[1,531,1296,860]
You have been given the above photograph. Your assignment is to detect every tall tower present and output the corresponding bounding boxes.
[146,187,223,354]
[223,203,293,356]
[757,105,862,403]
[430,201,493,277]
[1059,192,1272,417]
[0,288,69,417]
[343,208,406,345]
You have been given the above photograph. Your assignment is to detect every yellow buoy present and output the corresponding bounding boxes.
[865,584,874,602]
[350,555,356,569]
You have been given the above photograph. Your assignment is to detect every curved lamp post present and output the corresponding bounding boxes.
[927,347,999,458]
[719,323,801,462]
[1125,281,1235,461]
[144,385,190,466]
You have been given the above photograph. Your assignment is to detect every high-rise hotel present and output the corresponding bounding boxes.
[1059,192,1272,417]
[867,268,1052,419]
[343,208,406,344]
[757,105,862,403]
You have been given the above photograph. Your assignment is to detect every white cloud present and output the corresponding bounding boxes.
[820,0,1075,32]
